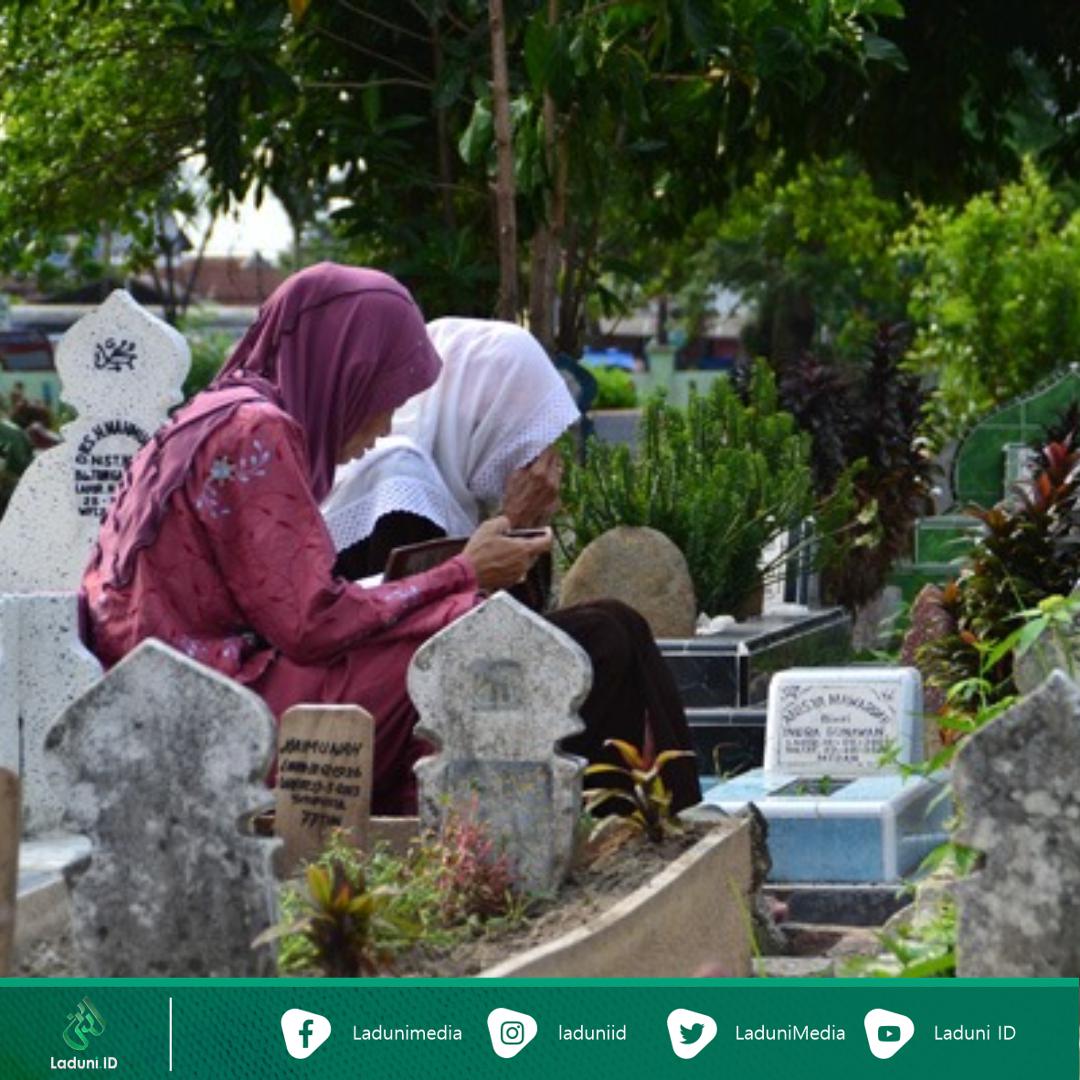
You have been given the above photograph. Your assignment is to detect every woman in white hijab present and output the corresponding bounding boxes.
[323,317,579,577]
[323,317,701,811]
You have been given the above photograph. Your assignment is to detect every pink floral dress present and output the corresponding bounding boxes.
[83,401,479,813]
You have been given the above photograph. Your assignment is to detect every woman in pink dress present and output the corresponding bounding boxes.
[81,263,548,814]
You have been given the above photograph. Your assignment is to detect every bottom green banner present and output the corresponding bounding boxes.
[0,978,1075,1079]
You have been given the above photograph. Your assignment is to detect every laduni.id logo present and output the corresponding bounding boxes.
[281,1009,332,1060]
[666,1008,718,1060]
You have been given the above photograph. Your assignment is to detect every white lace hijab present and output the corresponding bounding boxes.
[322,317,580,552]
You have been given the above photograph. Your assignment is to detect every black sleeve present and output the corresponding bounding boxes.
[332,511,447,581]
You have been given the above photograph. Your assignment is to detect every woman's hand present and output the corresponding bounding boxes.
[462,516,552,593]
[501,445,563,528]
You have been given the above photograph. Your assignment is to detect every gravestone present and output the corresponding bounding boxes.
[705,667,948,882]
[0,594,102,836]
[559,526,697,636]
[0,769,18,976]
[763,668,923,776]
[0,291,189,592]
[953,671,1080,977]
[44,639,278,977]
[409,592,591,893]
[276,705,374,875]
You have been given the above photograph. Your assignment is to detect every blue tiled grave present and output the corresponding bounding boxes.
[704,667,949,883]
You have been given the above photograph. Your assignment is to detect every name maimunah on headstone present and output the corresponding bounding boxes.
[0,291,189,592]
[764,667,923,776]
[275,705,373,875]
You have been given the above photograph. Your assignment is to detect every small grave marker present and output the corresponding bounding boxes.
[45,640,278,977]
[275,705,374,875]
[764,667,922,777]
[409,592,591,893]
[0,290,188,592]
[0,769,19,976]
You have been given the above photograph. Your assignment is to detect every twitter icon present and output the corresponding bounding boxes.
[666,1008,718,1060]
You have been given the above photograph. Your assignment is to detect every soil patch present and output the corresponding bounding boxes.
[391,823,708,977]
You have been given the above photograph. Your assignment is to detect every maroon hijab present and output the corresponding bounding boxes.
[93,263,441,586]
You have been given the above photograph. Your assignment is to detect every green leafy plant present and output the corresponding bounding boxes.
[584,739,695,842]
[589,366,638,409]
[254,853,408,977]
[559,360,815,615]
[897,159,1080,443]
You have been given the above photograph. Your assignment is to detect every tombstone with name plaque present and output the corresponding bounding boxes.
[0,290,189,593]
[705,667,949,882]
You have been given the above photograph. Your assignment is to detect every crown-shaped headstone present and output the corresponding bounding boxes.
[409,592,591,892]
[0,291,189,592]
[45,639,278,976]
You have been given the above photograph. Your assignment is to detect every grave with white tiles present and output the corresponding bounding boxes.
[0,289,189,592]
[408,591,591,893]
[705,667,949,882]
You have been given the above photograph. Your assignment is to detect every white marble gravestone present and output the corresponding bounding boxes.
[408,592,591,893]
[0,290,189,592]
[0,594,102,836]
[763,667,923,777]
[44,639,278,976]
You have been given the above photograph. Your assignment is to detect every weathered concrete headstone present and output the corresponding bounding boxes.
[409,592,591,893]
[45,639,278,976]
[276,705,374,875]
[0,291,189,592]
[764,667,923,777]
[0,768,19,976]
[559,526,697,636]
[0,594,102,836]
[900,584,954,720]
[954,670,1080,977]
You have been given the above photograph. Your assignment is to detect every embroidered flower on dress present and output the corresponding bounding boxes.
[196,438,274,518]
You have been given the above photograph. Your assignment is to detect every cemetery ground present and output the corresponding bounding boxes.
[2,292,1080,985]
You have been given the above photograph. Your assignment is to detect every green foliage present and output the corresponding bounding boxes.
[179,312,234,401]
[266,809,525,976]
[845,896,957,978]
[897,160,1080,442]
[559,361,815,616]
[584,740,694,843]
[920,437,1080,708]
[588,366,637,410]
[254,850,407,978]
[678,156,904,361]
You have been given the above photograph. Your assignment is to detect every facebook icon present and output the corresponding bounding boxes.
[281,1009,332,1060]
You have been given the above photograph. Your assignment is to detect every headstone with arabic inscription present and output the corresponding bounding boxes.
[275,705,374,875]
[705,666,950,883]
[408,592,591,893]
[0,290,189,592]
[44,640,278,976]
[0,768,19,976]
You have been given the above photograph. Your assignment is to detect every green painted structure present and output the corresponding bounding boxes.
[892,365,1080,602]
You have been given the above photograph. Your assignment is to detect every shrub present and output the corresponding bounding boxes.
[896,159,1080,443]
[558,360,815,616]
[589,365,637,409]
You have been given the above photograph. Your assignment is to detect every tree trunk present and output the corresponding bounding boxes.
[488,0,518,320]
[527,0,564,352]
[433,26,457,232]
